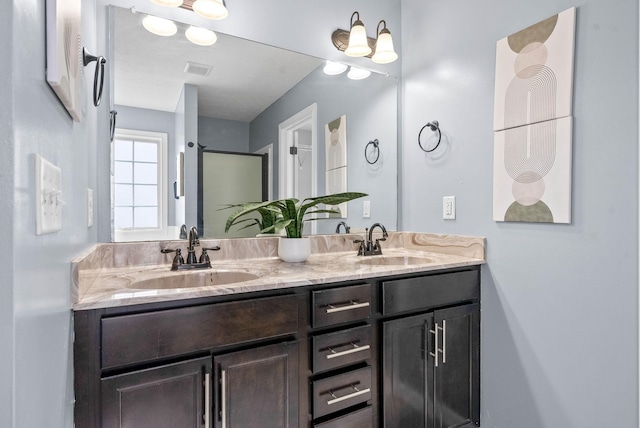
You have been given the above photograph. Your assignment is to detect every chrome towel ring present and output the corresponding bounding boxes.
[83,47,106,107]
[418,120,442,152]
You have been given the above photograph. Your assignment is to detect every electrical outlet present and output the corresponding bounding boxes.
[443,196,456,220]
[35,154,63,235]
[363,200,371,218]
[87,188,94,228]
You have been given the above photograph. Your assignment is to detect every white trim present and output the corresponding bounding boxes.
[113,128,169,242]
[278,104,318,234]
[637,4,640,424]
[253,143,274,201]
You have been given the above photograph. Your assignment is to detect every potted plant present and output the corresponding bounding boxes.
[219,203,280,236]
[225,192,367,262]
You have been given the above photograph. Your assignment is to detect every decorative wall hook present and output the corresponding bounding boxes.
[82,47,106,107]
[418,120,442,152]
[365,139,380,164]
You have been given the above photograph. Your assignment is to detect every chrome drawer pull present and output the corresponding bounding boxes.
[327,384,371,405]
[429,323,444,367]
[220,369,227,428]
[326,301,370,314]
[204,372,210,428]
[326,343,371,360]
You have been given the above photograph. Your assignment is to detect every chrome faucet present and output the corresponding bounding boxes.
[335,221,351,234]
[354,223,388,256]
[161,226,220,271]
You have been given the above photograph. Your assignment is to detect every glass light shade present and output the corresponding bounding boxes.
[150,0,183,7]
[372,30,398,64]
[344,21,371,57]
[142,15,177,37]
[323,61,348,75]
[185,26,217,46]
[192,0,229,20]
[347,67,371,80]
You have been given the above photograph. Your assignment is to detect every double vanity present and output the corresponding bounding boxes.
[72,232,485,428]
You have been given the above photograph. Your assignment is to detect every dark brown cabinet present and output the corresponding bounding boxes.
[213,341,299,428]
[382,304,480,428]
[101,356,211,428]
[75,266,481,428]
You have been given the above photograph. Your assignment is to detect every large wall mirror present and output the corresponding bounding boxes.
[109,5,397,242]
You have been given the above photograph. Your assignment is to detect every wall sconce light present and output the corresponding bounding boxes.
[323,61,348,75]
[371,20,398,64]
[331,11,398,64]
[347,66,371,80]
[185,26,217,45]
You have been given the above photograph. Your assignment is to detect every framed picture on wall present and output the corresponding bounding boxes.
[46,0,83,121]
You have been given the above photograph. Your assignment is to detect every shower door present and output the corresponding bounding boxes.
[198,150,268,238]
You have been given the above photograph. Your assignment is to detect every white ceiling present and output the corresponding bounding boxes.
[113,7,324,122]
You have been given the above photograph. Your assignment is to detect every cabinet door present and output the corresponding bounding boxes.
[214,341,298,428]
[382,313,433,428]
[433,304,480,428]
[101,356,211,428]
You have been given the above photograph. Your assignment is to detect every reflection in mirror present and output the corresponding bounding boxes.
[110,5,397,242]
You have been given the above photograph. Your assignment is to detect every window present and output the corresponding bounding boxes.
[113,129,167,240]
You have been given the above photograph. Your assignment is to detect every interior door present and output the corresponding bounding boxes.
[198,150,267,238]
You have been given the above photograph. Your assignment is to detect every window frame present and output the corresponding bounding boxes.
[112,128,168,242]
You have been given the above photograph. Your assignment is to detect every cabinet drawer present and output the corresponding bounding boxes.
[313,405,372,428]
[312,325,372,373]
[101,295,298,369]
[382,269,479,315]
[312,366,372,418]
[312,284,371,328]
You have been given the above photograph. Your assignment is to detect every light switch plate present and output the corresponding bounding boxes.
[443,196,456,220]
[363,200,371,218]
[35,154,63,235]
[87,188,94,228]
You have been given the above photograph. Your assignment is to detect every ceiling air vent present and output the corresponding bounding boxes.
[184,61,212,77]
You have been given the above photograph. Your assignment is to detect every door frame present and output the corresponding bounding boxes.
[278,103,318,234]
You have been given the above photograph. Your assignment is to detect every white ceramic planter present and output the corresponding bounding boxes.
[278,237,311,263]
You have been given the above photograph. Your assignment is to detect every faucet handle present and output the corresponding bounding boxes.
[161,248,184,270]
[199,246,221,264]
[353,239,366,256]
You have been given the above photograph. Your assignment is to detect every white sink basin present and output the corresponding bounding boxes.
[127,270,260,290]
[357,256,432,266]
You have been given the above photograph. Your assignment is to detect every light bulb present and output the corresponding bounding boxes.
[192,0,229,20]
[323,61,348,75]
[347,67,371,80]
[185,26,217,46]
[149,0,183,7]
[142,15,177,37]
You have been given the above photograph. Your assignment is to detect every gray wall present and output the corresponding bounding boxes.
[198,116,250,153]
[2,0,102,426]
[400,0,638,426]
[250,67,398,233]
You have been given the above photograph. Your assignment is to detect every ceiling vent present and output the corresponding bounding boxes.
[184,61,212,77]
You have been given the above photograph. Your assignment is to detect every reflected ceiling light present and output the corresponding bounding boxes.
[142,15,177,36]
[185,26,217,46]
[150,0,183,7]
[344,12,371,57]
[347,66,371,80]
[323,61,348,75]
[371,20,398,64]
[192,0,229,20]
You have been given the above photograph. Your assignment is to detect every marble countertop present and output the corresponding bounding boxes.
[72,232,486,311]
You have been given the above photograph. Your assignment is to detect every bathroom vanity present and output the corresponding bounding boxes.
[72,233,484,428]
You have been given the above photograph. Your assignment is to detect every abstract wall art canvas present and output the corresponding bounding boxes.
[46,0,83,121]
[325,115,348,217]
[493,7,576,223]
